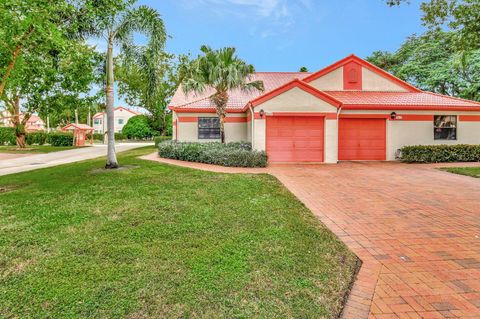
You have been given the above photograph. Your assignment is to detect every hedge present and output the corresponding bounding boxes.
[26,132,48,145]
[154,136,172,146]
[48,132,74,146]
[158,141,268,167]
[0,127,16,145]
[399,144,480,163]
[91,132,126,141]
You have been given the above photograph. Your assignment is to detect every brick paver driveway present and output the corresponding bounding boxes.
[271,162,480,319]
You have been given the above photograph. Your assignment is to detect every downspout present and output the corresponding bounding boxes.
[249,104,255,148]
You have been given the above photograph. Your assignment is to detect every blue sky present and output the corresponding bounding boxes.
[115,0,426,106]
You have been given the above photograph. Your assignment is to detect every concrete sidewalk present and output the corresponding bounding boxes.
[0,143,152,177]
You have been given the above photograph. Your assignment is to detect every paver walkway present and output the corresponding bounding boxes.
[0,143,152,176]
[271,162,480,319]
[143,154,480,318]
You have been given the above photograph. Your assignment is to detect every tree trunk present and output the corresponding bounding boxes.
[0,26,34,98]
[16,132,26,148]
[212,91,228,144]
[105,37,118,168]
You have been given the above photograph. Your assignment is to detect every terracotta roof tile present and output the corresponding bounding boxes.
[170,72,311,110]
[326,91,480,108]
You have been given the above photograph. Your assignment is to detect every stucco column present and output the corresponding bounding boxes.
[253,118,266,151]
[324,118,338,163]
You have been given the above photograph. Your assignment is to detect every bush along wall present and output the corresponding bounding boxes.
[0,127,16,145]
[154,136,172,146]
[400,144,480,163]
[158,141,268,168]
[26,132,48,145]
[48,132,74,147]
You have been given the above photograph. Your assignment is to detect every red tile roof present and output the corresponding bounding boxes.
[327,91,480,109]
[169,55,480,112]
[169,72,311,111]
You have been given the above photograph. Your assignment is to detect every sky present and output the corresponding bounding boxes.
[110,0,427,106]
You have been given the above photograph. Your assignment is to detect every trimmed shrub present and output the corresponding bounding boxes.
[122,115,153,139]
[158,141,267,168]
[26,132,48,145]
[154,136,172,146]
[115,132,126,141]
[0,127,16,145]
[399,144,480,163]
[48,132,74,146]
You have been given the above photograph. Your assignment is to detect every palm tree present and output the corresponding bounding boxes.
[181,46,264,143]
[91,4,165,168]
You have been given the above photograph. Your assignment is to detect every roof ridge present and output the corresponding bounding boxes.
[422,91,480,106]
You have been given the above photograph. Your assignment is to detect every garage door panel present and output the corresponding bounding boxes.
[339,118,386,161]
[267,116,324,162]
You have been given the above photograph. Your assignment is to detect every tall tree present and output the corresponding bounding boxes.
[86,0,166,168]
[181,46,264,143]
[116,49,184,136]
[386,0,480,50]
[367,31,480,101]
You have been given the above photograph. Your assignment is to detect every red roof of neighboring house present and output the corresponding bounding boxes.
[327,91,480,110]
[169,72,312,111]
[93,107,141,119]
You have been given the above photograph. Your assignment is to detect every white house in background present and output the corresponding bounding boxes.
[92,107,140,134]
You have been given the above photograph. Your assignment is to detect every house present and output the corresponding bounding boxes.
[169,54,480,163]
[0,111,45,132]
[92,107,140,134]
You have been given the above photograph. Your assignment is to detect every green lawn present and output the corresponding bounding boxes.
[0,147,359,318]
[0,145,82,153]
[441,166,480,178]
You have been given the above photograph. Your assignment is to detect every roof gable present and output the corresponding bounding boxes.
[303,54,420,93]
[249,79,342,109]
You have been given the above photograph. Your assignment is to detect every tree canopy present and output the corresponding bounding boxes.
[367,30,480,101]
[386,0,480,50]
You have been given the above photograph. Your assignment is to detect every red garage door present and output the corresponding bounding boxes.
[339,118,386,160]
[266,116,324,162]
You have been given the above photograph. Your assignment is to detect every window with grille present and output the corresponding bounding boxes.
[434,115,457,140]
[198,117,220,139]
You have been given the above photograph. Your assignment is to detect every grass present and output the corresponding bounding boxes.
[0,145,82,153]
[441,166,480,178]
[0,147,359,318]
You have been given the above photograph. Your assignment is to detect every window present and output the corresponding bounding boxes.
[198,117,220,139]
[118,119,124,125]
[434,115,457,140]
[94,119,102,125]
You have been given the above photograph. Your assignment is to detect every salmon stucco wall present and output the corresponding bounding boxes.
[175,112,248,143]
[362,68,408,92]
[257,87,339,113]
[325,118,339,163]
[308,67,344,91]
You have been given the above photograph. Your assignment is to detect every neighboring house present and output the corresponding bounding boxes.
[92,107,140,134]
[169,54,480,163]
[0,110,45,132]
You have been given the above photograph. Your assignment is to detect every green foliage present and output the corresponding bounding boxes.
[385,0,480,51]
[154,136,172,146]
[122,115,153,139]
[0,147,358,318]
[48,132,73,147]
[158,141,268,167]
[26,132,48,145]
[0,127,16,145]
[367,30,480,101]
[299,66,309,72]
[400,144,480,163]
[115,132,126,141]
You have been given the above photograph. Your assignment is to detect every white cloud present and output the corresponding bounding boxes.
[179,0,313,38]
